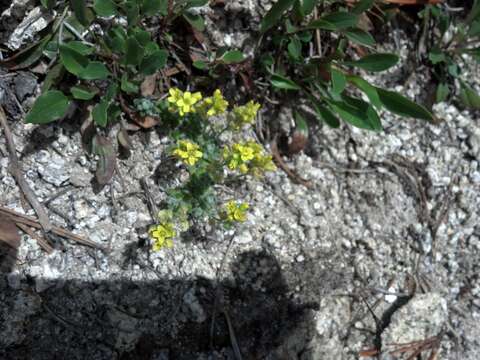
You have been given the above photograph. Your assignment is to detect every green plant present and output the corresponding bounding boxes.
[21,0,209,184]
[419,1,480,108]
[149,88,275,250]
[256,0,435,132]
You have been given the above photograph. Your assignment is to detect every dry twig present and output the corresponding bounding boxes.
[0,106,52,232]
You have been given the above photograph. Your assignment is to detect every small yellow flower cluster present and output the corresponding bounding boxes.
[197,89,229,117]
[167,88,202,116]
[150,223,176,251]
[231,100,261,129]
[172,140,203,166]
[224,200,249,222]
[223,141,276,176]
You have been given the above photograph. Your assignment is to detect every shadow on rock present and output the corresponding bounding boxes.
[1,249,317,359]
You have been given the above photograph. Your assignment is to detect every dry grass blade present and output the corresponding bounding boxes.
[0,206,103,250]
[0,106,52,232]
[0,213,21,250]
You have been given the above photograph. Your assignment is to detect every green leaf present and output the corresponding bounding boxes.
[312,101,340,128]
[65,41,95,55]
[347,75,382,109]
[125,0,140,25]
[459,81,480,110]
[301,0,318,16]
[140,49,168,75]
[287,36,302,59]
[352,0,374,14]
[220,50,245,64]
[428,47,446,64]
[308,12,358,31]
[59,44,89,76]
[121,74,139,94]
[183,11,205,31]
[94,0,118,16]
[260,0,296,33]
[142,0,168,16]
[25,91,71,124]
[329,96,382,131]
[468,20,480,37]
[331,68,346,94]
[79,62,111,80]
[92,100,109,127]
[193,60,208,70]
[69,0,91,26]
[270,73,301,90]
[40,0,56,9]
[345,28,375,46]
[436,83,449,103]
[376,88,434,121]
[343,53,399,72]
[125,36,144,66]
[41,63,65,92]
[71,85,98,100]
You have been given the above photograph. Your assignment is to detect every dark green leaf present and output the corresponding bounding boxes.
[428,47,446,64]
[220,50,245,64]
[94,0,118,16]
[40,0,56,9]
[376,88,434,121]
[59,44,89,76]
[140,49,168,74]
[459,81,480,110]
[41,63,65,92]
[331,68,346,94]
[260,0,296,33]
[183,12,205,31]
[347,75,382,108]
[352,0,374,14]
[69,0,91,26]
[121,74,139,94]
[343,53,399,72]
[25,91,71,124]
[287,37,302,59]
[468,20,480,37]
[71,85,98,100]
[308,12,358,31]
[79,62,111,80]
[270,73,301,90]
[329,96,382,131]
[313,102,340,128]
[125,36,144,66]
[193,60,208,70]
[142,0,168,16]
[345,28,375,46]
[92,100,109,127]
[65,41,95,55]
[436,83,449,103]
[125,1,140,25]
[301,0,318,16]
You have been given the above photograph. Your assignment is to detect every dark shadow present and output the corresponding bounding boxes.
[1,248,317,359]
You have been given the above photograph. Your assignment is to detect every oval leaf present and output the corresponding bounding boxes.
[220,50,245,64]
[376,88,434,121]
[260,0,296,33]
[270,73,301,90]
[343,53,399,72]
[345,28,375,47]
[25,91,71,124]
[140,49,168,75]
[94,0,118,17]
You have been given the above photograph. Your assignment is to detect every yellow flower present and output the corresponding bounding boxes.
[231,100,261,129]
[172,140,203,166]
[167,88,202,116]
[150,223,176,251]
[224,200,249,222]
